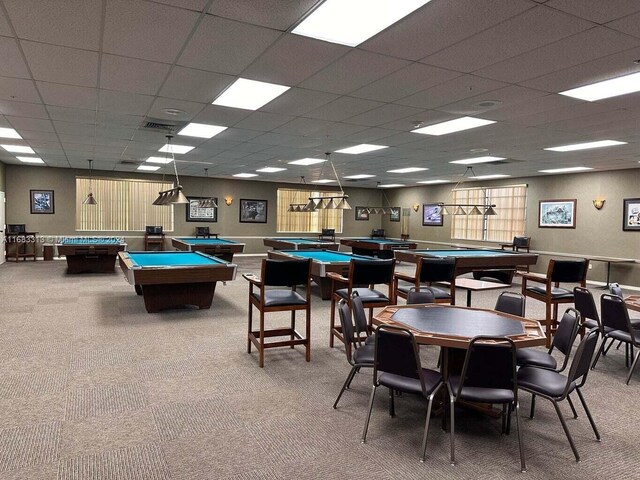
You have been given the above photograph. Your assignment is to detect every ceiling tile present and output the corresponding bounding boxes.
[345,104,424,128]
[396,75,507,109]
[0,37,30,79]
[178,15,281,74]
[192,105,252,127]
[262,88,339,117]
[147,97,205,121]
[53,121,96,136]
[5,116,54,133]
[439,85,548,116]
[546,0,640,23]
[272,117,333,136]
[37,82,97,109]
[234,111,295,132]
[98,90,154,115]
[0,100,48,119]
[160,66,234,103]
[209,0,318,30]
[0,77,43,105]
[101,55,171,95]
[21,41,98,87]
[607,10,640,38]
[152,0,208,11]
[305,96,384,122]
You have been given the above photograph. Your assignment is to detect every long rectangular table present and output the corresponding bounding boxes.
[340,238,417,259]
[266,249,372,299]
[171,237,245,262]
[118,251,237,313]
[57,237,126,273]
[263,237,339,251]
[395,248,538,284]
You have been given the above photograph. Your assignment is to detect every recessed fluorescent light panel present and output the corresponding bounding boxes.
[137,165,160,171]
[387,167,428,173]
[292,0,431,47]
[256,167,286,173]
[378,183,404,188]
[311,179,335,184]
[538,167,593,174]
[544,140,626,152]
[146,156,173,164]
[288,158,327,166]
[158,144,194,154]
[471,174,510,180]
[233,173,258,178]
[449,156,506,165]
[212,78,290,110]
[16,156,44,164]
[2,145,34,153]
[0,128,21,139]
[559,72,640,101]
[417,179,449,184]
[344,174,376,179]
[178,123,227,139]
[412,117,496,136]
[335,144,388,154]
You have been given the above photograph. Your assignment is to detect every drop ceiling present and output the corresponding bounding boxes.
[1,0,640,188]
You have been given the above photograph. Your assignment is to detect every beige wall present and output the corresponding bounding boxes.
[382,168,640,287]
[0,161,5,192]
[4,164,382,252]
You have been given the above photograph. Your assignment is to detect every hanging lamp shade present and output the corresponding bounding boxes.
[314,198,325,209]
[325,198,338,209]
[304,199,316,212]
[441,206,451,215]
[83,159,97,205]
[469,206,483,215]
[485,206,497,216]
[287,205,294,212]
[83,192,97,205]
[454,206,467,215]
[336,197,351,210]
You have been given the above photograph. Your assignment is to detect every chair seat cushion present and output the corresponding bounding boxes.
[631,318,640,329]
[397,283,450,299]
[526,286,574,299]
[335,288,389,303]
[364,334,375,346]
[607,329,640,343]
[379,369,442,396]
[353,344,374,365]
[516,348,558,370]
[517,366,575,398]
[251,290,307,307]
[583,319,599,330]
[448,375,514,404]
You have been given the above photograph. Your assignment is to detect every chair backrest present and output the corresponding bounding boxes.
[349,258,395,285]
[261,258,311,287]
[513,236,530,249]
[573,287,600,325]
[552,308,581,361]
[494,292,526,317]
[337,299,356,362]
[548,259,588,283]
[565,329,600,390]
[600,293,631,333]
[146,225,163,234]
[609,283,623,298]
[374,325,424,391]
[351,292,369,337]
[457,337,517,398]
[407,287,435,305]
[418,257,456,283]
[6,224,26,234]
[195,226,210,235]
[371,229,385,238]
[320,228,335,240]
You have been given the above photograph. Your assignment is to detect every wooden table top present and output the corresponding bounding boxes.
[625,295,640,312]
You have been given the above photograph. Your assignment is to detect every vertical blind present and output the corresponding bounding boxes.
[277,189,343,233]
[76,177,174,231]
[452,185,527,242]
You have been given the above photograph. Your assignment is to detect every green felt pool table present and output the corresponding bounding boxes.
[263,237,340,251]
[394,248,538,284]
[56,237,126,273]
[118,251,237,313]
[266,249,374,299]
[171,237,245,261]
[340,237,417,259]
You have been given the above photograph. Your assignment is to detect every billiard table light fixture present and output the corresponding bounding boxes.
[197,168,218,208]
[289,154,352,212]
[82,159,98,205]
[433,167,498,216]
[152,135,189,206]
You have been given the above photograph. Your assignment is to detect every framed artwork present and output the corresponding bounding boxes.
[389,207,401,222]
[422,203,443,226]
[30,189,54,214]
[186,197,217,222]
[239,199,267,223]
[539,199,576,228]
[623,198,640,231]
[355,206,369,221]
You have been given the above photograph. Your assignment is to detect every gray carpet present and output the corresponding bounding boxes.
[0,257,638,480]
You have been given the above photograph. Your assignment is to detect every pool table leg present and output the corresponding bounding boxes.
[135,284,143,295]
[313,275,332,300]
[140,282,216,313]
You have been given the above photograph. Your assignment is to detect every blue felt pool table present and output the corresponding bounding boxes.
[56,237,126,273]
[340,237,418,259]
[118,251,237,313]
[171,237,245,261]
[263,237,340,251]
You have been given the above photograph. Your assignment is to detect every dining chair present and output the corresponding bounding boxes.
[407,287,436,305]
[501,236,532,272]
[393,257,456,305]
[195,226,211,238]
[610,283,640,329]
[494,291,526,317]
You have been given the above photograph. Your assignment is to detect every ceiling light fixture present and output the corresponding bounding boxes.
[538,166,594,174]
[387,167,428,174]
[544,140,626,152]
[16,156,44,164]
[212,78,290,110]
[2,144,35,154]
[152,135,189,206]
[377,183,405,188]
[146,156,173,164]
[158,143,194,154]
[83,159,98,205]
[137,165,161,171]
[344,174,376,179]
[411,116,496,136]
[288,157,327,166]
[417,179,449,184]
[559,72,640,101]
[449,156,506,165]
[0,128,21,139]
[256,167,287,173]
[335,144,388,154]
[233,173,258,178]
[178,122,227,139]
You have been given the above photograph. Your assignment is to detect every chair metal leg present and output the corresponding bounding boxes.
[552,400,580,462]
[591,338,607,369]
[420,384,441,463]
[576,388,600,441]
[305,307,311,362]
[506,402,512,435]
[389,387,395,417]
[603,337,615,356]
[567,394,578,419]
[347,366,360,389]
[626,349,640,385]
[259,311,265,368]
[449,392,456,466]
[515,402,526,473]
[501,404,507,434]
[290,310,295,349]
[529,394,536,419]
[361,385,377,443]
[333,367,357,409]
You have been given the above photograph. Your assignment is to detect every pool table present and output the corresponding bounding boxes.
[57,237,126,273]
[267,249,373,300]
[340,237,417,259]
[394,248,538,284]
[118,251,237,313]
[171,237,245,262]
[263,237,340,251]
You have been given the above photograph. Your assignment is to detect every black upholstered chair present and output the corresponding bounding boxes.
[319,228,335,242]
[573,287,602,335]
[195,226,211,238]
[328,258,395,348]
[407,287,436,305]
[144,225,165,251]
[494,291,526,317]
[361,325,449,463]
[521,258,589,347]
[244,258,312,368]
[333,299,374,409]
[351,292,374,346]
[447,337,525,471]
[516,308,581,372]
[371,228,385,239]
[393,257,456,305]
[592,294,640,384]
[610,283,640,329]
[501,236,532,272]
[517,329,601,462]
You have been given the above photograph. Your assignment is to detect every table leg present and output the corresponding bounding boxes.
[466,290,472,308]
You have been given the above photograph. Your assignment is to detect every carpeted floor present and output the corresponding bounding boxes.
[0,256,638,480]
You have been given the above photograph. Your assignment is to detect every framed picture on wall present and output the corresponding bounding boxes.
[623,198,640,231]
[239,199,267,223]
[355,206,369,221]
[422,203,443,226]
[186,197,218,222]
[539,199,576,228]
[389,207,400,222]
[30,189,55,214]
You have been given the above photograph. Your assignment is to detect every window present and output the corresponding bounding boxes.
[451,185,527,242]
[277,188,343,233]
[76,177,174,231]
